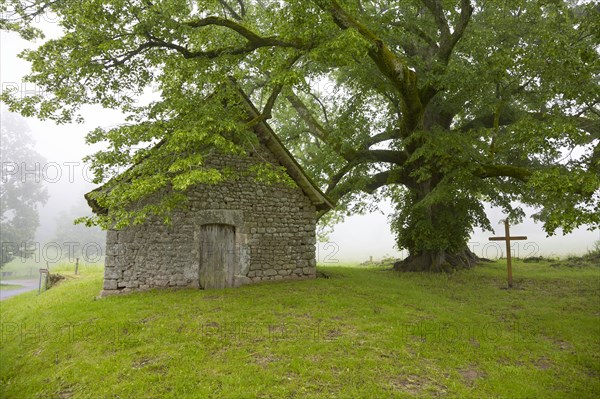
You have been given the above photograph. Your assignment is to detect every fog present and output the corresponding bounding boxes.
[1,26,598,265]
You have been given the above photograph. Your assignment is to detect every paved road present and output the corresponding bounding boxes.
[0,279,39,300]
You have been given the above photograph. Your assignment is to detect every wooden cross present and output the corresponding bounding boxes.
[489,219,527,288]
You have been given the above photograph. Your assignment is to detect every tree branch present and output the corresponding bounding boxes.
[458,108,519,132]
[421,0,450,38]
[438,0,473,64]
[473,163,595,198]
[110,27,304,63]
[100,41,158,67]
[286,91,330,144]
[326,162,355,194]
[184,16,307,49]
[260,53,303,119]
[402,24,438,49]
[421,0,473,64]
[475,164,532,182]
[218,0,243,21]
[287,91,409,164]
[364,129,400,148]
[102,16,311,65]
[363,170,404,193]
[317,0,424,116]
[326,168,412,202]
[459,108,600,138]
[355,150,408,164]
[262,85,283,119]
[236,0,246,18]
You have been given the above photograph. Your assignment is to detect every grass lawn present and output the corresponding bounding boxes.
[0,260,598,398]
[0,259,105,280]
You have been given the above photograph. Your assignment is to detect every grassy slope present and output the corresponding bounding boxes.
[0,261,598,399]
[0,260,103,281]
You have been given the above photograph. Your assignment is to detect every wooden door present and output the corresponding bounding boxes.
[199,224,235,289]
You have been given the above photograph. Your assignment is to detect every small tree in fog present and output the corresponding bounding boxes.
[0,111,48,268]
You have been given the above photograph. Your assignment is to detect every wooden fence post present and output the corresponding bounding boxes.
[38,268,49,294]
[38,270,42,294]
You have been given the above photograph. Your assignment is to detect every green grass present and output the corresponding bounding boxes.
[1,260,599,398]
[0,259,104,282]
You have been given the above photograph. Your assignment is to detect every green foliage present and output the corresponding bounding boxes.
[1,1,598,259]
[0,111,48,268]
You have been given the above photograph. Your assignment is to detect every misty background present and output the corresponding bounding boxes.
[1,18,598,265]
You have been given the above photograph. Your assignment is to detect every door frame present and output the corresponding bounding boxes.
[193,210,250,288]
[199,223,236,289]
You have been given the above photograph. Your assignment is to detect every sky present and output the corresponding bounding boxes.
[1,18,598,264]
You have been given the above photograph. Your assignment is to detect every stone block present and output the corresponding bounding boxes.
[104,268,120,279]
[104,279,118,290]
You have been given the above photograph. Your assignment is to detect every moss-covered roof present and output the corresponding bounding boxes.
[85,90,334,215]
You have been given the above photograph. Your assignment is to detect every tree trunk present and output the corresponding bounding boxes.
[393,247,481,272]
[391,177,484,272]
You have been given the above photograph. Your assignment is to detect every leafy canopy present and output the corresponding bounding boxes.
[1,0,598,253]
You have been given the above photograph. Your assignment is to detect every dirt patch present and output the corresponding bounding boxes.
[390,374,447,396]
[544,336,576,355]
[307,354,322,363]
[151,363,170,376]
[58,389,73,399]
[534,356,553,370]
[459,366,486,385]
[390,374,426,396]
[252,353,280,368]
[132,357,154,369]
[139,316,157,324]
[497,357,525,367]
[325,328,342,339]
[553,339,574,352]
[132,357,170,376]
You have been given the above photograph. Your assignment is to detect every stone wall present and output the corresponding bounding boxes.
[102,144,317,295]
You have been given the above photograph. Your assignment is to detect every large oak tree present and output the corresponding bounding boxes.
[2,0,598,271]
